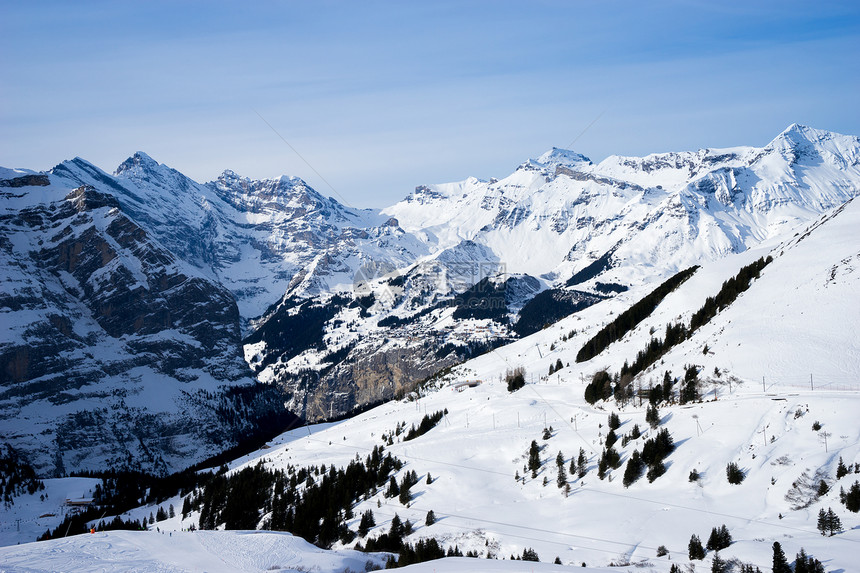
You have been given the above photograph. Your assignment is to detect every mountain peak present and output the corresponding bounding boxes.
[114,151,161,176]
[531,147,592,170]
[539,147,591,164]
[216,169,306,186]
[769,123,840,149]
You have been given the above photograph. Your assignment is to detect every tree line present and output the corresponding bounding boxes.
[576,266,699,363]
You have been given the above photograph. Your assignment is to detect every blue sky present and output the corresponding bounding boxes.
[2,0,859,206]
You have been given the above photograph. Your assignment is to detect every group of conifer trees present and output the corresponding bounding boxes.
[185,445,403,548]
[584,257,772,406]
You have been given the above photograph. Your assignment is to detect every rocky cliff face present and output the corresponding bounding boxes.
[0,181,289,475]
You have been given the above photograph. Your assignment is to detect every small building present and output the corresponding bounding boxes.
[453,380,482,392]
[65,498,94,508]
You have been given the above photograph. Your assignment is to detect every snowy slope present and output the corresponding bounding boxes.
[3,123,859,476]
[49,153,429,323]
[0,530,389,573]
[248,124,860,421]
[383,124,860,285]
[147,193,860,571]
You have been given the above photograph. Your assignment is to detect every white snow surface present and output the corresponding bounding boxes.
[2,124,860,571]
[8,191,844,570]
[213,193,859,570]
[0,530,388,573]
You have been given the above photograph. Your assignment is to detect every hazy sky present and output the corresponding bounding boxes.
[2,1,859,207]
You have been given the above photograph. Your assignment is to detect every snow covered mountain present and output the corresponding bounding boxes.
[0,173,295,475]
[250,124,860,420]
[383,124,860,284]
[51,152,428,324]
[1,124,859,572]
[2,124,858,476]
[6,189,855,571]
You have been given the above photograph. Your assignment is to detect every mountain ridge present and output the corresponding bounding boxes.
[2,123,859,472]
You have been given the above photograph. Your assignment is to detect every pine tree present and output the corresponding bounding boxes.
[622,450,643,488]
[598,456,608,480]
[358,510,375,537]
[528,441,541,478]
[556,451,565,468]
[605,429,618,448]
[688,534,705,560]
[646,460,666,482]
[825,507,842,535]
[603,446,621,469]
[711,552,727,573]
[577,448,587,478]
[522,547,540,562]
[795,548,809,573]
[399,482,412,505]
[836,456,849,479]
[608,412,621,430]
[646,404,660,429]
[793,548,825,573]
[662,371,674,402]
[772,541,791,573]
[386,476,399,498]
[389,513,403,540]
[706,524,732,551]
[817,508,827,535]
[726,462,744,484]
[845,481,860,512]
[168,504,175,519]
[425,510,436,526]
[557,464,567,489]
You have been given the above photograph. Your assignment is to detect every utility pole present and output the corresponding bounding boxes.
[762,376,766,392]
[810,374,814,391]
